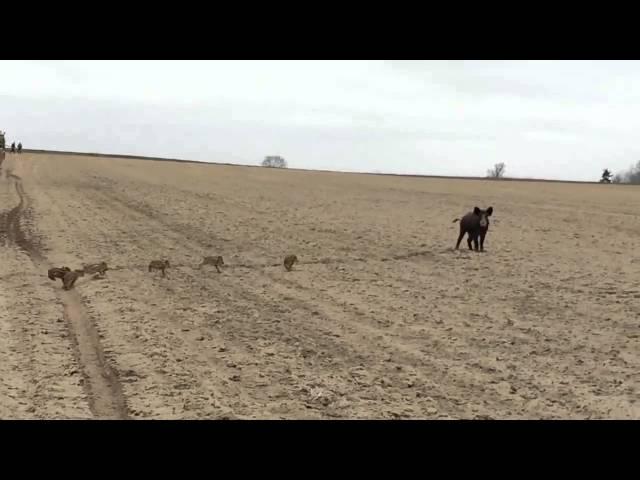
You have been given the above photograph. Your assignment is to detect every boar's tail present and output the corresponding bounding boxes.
[452,218,460,223]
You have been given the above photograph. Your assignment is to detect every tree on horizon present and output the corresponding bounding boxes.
[262,155,288,168]
[487,162,506,178]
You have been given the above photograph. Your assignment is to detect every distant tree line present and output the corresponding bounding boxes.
[257,154,640,184]
[609,161,640,184]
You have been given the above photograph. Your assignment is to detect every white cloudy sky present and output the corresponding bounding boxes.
[1,60,640,180]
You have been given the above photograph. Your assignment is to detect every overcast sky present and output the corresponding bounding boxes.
[1,60,639,181]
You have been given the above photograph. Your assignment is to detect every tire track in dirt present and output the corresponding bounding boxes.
[100,185,601,418]
[256,272,519,417]
[1,172,128,419]
[88,174,407,265]
[103,188,480,413]
[91,174,446,270]
[16,155,639,418]
[85,187,346,416]
[40,184,264,417]
[262,256,613,418]
[83,175,630,418]
[90,186,418,416]
[94,187,494,417]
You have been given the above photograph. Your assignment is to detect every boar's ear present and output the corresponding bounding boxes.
[473,207,481,215]
[486,206,493,216]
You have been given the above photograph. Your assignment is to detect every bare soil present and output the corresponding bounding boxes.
[0,152,637,419]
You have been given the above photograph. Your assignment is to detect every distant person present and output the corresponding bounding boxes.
[10,142,15,153]
[17,142,22,153]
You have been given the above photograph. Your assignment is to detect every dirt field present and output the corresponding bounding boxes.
[0,152,637,419]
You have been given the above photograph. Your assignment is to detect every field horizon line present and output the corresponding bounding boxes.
[17,148,636,187]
